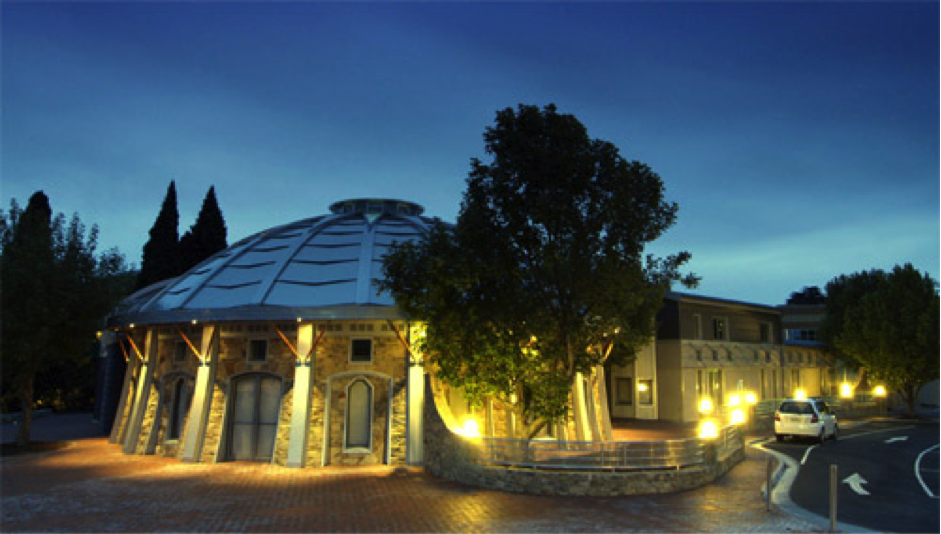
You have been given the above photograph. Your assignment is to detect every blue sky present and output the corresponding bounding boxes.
[3,1,938,306]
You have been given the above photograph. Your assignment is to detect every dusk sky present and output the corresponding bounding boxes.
[3,1,938,306]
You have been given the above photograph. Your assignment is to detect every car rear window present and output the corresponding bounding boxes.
[780,401,814,415]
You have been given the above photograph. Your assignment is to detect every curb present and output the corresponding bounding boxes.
[751,436,881,533]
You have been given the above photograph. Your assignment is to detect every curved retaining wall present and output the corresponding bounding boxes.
[423,376,744,496]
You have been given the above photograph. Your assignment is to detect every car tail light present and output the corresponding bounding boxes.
[774,413,781,421]
[811,414,819,424]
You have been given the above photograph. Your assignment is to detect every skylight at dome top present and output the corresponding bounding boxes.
[109,199,434,326]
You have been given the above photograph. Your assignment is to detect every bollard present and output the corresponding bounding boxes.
[829,464,838,532]
[766,456,772,511]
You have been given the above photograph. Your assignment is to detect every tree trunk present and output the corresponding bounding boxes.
[15,375,35,448]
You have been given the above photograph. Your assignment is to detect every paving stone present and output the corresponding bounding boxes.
[1,436,825,533]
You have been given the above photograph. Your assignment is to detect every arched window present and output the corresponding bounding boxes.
[345,379,373,451]
[168,376,193,441]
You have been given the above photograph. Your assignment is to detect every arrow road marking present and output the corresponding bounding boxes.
[843,473,871,496]
[885,436,909,444]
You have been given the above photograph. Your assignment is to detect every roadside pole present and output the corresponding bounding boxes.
[829,464,838,532]
[766,456,773,511]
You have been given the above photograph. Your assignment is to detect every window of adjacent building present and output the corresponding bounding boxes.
[248,339,268,363]
[760,369,767,399]
[638,379,654,405]
[615,377,633,405]
[174,341,188,363]
[759,323,771,343]
[791,369,800,388]
[771,370,778,398]
[345,379,373,451]
[350,338,373,363]
[711,349,718,362]
[693,313,703,340]
[713,318,727,341]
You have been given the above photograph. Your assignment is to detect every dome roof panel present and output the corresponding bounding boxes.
[109,199,440,325]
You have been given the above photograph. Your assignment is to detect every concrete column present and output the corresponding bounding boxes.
[122,329,157,454]
[573,372,591,441]
[286,324,314,468]
[406,361,425,465]
[595,365,614,441]
[109,336,140,444]
[181,325,219,463]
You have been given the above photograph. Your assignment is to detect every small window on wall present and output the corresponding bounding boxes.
[248,339,268,363]
[638,379,654,405]
[174,341,188,363]
[615,378,633,405]
[759,323,771,343]
[713,318,727,341]
[350,338,373,363]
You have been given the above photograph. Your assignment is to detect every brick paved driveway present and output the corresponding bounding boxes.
[1,437,823,533]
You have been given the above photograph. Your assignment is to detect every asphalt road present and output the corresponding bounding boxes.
[766,419,940,533]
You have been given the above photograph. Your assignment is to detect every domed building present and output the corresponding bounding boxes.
[103,199,435,467]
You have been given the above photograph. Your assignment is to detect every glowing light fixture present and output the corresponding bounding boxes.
[745,392,757,405]
[730,408,746,425]
[637,382,649,392]
[191,319,198,325]
[699,397,714,414]
[873,385,887,397]
[840,382,853,398]
[728,393,741,407]
[457,418,480,438]
[794,389,807,400]
[698,418,719,439]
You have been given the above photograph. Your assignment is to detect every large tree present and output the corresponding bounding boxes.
[381,104,696,438]
[1,192,131,446]
[180,185,228,273]
[830,264,939,417]
[137,181,181,289]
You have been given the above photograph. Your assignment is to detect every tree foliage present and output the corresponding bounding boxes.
[786,286,825,305]
[828,264,939,417]
[1,192,133,445]
[180,185,228,272]
[137,181,181,290]
[380,104,696,438]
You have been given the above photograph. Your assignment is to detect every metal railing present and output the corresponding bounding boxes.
[467,424,741,472]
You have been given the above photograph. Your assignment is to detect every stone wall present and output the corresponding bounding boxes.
[200,384,227,463]
[423,376,744,496]
[272,383,295,466]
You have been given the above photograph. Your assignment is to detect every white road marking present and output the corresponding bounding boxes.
[801,444,817,465]
[843,472,871,496]
[885,436,909,444]
[839,425,915,440]
[914,443,940,499]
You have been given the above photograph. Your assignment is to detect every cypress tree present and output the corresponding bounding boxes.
[137,181,181,289]
[180,185,228,272]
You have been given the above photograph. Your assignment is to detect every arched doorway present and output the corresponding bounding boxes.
[226,373,282,462]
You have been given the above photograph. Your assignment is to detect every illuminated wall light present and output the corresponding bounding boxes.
[794,389,806,400]
[637,382,649,392]
[728,394,741,407]
[698,419,719,439]
[841,382,853,398]
[129,323,135,329]
[873,385,887,397]
[730,408,746,425]
[458,418,480,438]
[699,397,714,414]
[745,392,757,405]
[191,319,198,325]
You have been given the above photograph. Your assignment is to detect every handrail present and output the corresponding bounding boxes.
[467,424,742,472]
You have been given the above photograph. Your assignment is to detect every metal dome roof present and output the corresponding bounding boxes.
[109,199,436,326]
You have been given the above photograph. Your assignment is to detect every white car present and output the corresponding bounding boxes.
[774,398,838,443]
